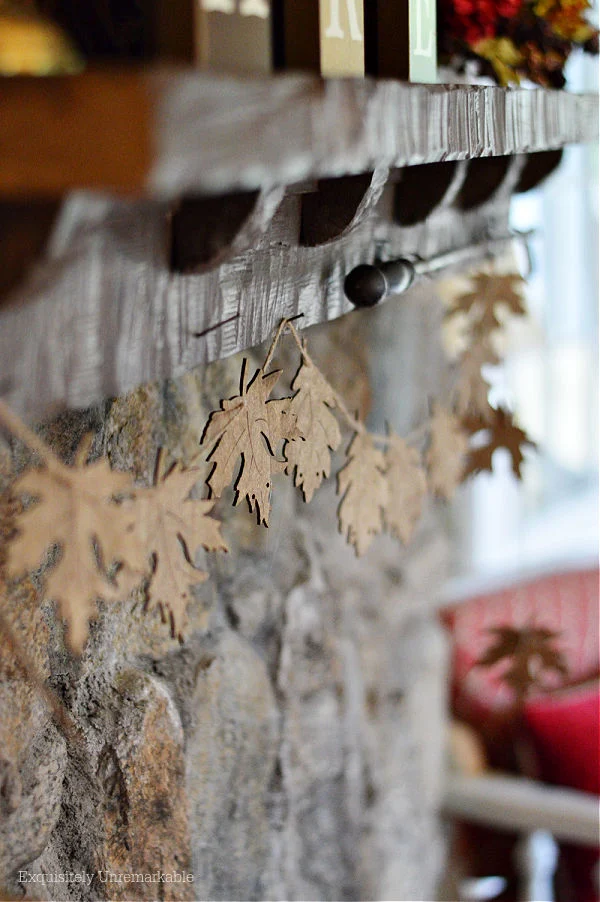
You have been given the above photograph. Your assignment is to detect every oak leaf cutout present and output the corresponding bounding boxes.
[284,359,342,502]
[454,338,499,419]
[464,407,535,479]
[136,457,227,641]
[450,273,527,333]
[6,445,144,654]
[384,432,428,545]
[201,360,299,526]
[476,625,568,701]
[337,432,388,556]
[426,404,469,500]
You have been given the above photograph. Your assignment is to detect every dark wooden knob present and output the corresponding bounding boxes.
[344,259,415,308]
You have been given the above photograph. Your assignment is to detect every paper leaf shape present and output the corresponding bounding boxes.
[337,432,388,556]
[476,625,568,699]
[451,273,527,331]
[384,433,428,545]
[137,462,227,640]
[6,455,144,653]
[454,339,499,418]
[426,404,469,500]
[464,407,535,479]
[201,360,299,526]
[284,359,342,502]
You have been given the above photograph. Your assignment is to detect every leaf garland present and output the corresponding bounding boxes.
[0,267,539,650]
[135,453,228,640]
[449,272,527,333]
[6,436,144,654]
[200,359,299,526]
[476,625,568,701]
[284,358,342,503]
[337,432,388,556]
[383,432,428,546]
[426,404,469,500]
[463,406,536,478]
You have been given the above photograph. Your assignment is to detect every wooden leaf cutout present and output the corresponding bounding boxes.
[426,404,469,500]
[384,432,428,546]
[137,460,227,641]
[6,448,144,654]
[476,625,568,700]
[201,360,299,526]
[284,359,342,502]
[450,273,526,332]
[464,407,535,479]
[337,432,388,556]
[454,338,499,419]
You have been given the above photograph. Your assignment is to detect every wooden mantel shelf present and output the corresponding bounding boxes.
[0,68,597,198]
[0,68,597,419]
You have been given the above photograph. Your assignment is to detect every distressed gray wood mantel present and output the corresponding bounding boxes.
[0,72,597,419]
[1,72,597,197]
[150,76,598,196]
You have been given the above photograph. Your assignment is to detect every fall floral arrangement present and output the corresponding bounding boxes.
[438,0,599,86]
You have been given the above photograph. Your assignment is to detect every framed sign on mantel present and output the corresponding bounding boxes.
[365,0,437,82]
[154,0,273,72]
[273,0,365,76]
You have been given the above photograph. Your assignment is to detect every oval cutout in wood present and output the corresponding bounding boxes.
[0,200,61,306]
[393,161,459,225]
[457,156,512,211]
[515,149,564,194]
[300,173,374,246]
[171,189,274,273]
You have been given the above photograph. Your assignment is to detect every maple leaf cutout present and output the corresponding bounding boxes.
[201,360,299,526]
[284,359,342,503]
[426,404,469,500]
[384,433,428,545]
[454,338,499,419]
[464,407,536,479]
[450,273,527,332]
[337,432,388,556]
[137,461,227,641]
[6,452,144,654]
[476,625,568,701]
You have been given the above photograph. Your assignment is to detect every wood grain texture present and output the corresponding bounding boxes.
[0,156,522,419]
[0,69,596,198]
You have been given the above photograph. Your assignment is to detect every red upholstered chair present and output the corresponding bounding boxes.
[441,567,599,902]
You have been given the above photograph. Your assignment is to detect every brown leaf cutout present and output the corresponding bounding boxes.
[464,407,535,479]
[337,432,388,556]
[384,432,428,545]
[450,273,527,332]
[426,404,469,500]
[6,446,144,654]
[284,359,342,502]
[136,458,227,641]
[201,360,299,526]
[454,338,499,419]
[476,625,568,701]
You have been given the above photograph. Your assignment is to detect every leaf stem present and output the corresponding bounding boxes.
[0,399,62,473]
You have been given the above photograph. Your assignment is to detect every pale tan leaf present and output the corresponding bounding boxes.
[136,463,227,640]
[201,360,299,526]
[284,359,342,502]
[426,404,469,500]
[384,433,427,545]
[450,273,527,335]
[337,432,388,556]
[454,338,499,418]
[7,456,145,653]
